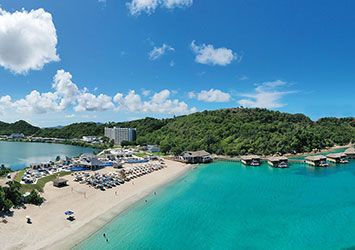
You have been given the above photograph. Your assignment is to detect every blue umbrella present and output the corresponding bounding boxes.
[65,211,74,216]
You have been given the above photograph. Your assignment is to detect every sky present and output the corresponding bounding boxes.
[0,0,354,127]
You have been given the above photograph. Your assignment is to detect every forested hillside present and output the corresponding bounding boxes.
[5,108,355,156]
[0,120,40,135]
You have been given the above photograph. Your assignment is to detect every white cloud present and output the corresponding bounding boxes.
[127,0,192,15]
[0,70,196,118]
[191,41,238,66]
[114,89,196,114]
[0,8,59,74]
[75,93,114,112]
[188,91,196,99]
[142,89,151,96]
[0,95,12,115]
[0,70,115,115]
[52,70,80,110]
[170,60,175,67]
[238,80,295,108]
[149,44,174,60]
[239,75,248,81]
[65,114,76,118]
[190,89,231,102]
[164,0,192,8]
[13,90,60,114]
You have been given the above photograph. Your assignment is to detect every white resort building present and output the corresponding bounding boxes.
[104,127,137,145]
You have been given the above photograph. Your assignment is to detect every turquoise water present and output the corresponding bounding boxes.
[0,141,95,170]
[75,153,355,250]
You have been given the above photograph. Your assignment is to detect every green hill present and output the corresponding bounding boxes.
[8,108,355,155]
[0,120,40,136]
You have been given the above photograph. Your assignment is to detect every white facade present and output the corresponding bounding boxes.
[104,127,136,145]
[82,136,97,142]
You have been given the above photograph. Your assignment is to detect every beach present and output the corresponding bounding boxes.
[0,159,190,250]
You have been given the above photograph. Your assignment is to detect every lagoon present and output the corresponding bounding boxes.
[0,141,95,171]
[75,153,355,250]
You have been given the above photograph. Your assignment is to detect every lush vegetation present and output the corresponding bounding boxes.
[0,165,12,177]
[3,108,355,156]
[0,181,43,213]
[0,120,40,136]
[35,122,103,139]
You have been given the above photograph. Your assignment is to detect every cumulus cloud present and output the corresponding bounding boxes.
[114,89,196,114]
[149,44,175,60]
[0,70,197,117]
[0,70,115,115]
[189,89,231,102]
[238,80,295,108]
[0,95,12,115]
[191,41,238,66]
[52,70,80,110]
[127,0,192,15]
[0,8,59,74]
[13,90,59,114]
[75,93,114,112]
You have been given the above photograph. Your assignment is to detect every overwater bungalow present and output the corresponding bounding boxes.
[267,156,288,168]
[305,155,328,167]
[241,155,261,166]
[326,153,348,164]
[344,148,355,159]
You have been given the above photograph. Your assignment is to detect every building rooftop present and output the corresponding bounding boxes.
[52,178,68,184]
[182,150,211,158]
[241,155,261,160]
[327,153,346,158]
[345,148,355,154]
[305,155,326,161]
[268,156,288,162]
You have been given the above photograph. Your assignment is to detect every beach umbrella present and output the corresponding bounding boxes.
[65,211,74,216]
[26,215,31,219]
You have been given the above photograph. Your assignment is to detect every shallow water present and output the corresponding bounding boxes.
[75,151,355,250]
[0,141,95,170]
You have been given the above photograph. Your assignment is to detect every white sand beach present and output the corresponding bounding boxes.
[0,160,190,250]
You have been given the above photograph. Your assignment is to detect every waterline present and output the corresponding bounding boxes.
[75,157,355,250]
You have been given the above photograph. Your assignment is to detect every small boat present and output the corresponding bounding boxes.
[278,162,288,168]
[251,160,260,166]
[319,161,329,167]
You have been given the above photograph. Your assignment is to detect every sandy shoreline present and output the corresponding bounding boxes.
[0,160,191,250]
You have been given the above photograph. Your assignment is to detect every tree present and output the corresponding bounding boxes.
[109,139,115,148]
[27,190,44,206]
[55,155,61,162]
[3,199,13,212]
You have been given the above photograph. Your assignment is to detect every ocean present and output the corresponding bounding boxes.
[75,151,355,250]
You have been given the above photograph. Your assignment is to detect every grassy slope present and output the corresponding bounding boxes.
[16,171,71,193]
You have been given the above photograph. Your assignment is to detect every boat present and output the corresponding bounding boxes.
[251,160,260,166]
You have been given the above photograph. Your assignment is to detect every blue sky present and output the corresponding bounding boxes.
[0,0,354,127]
